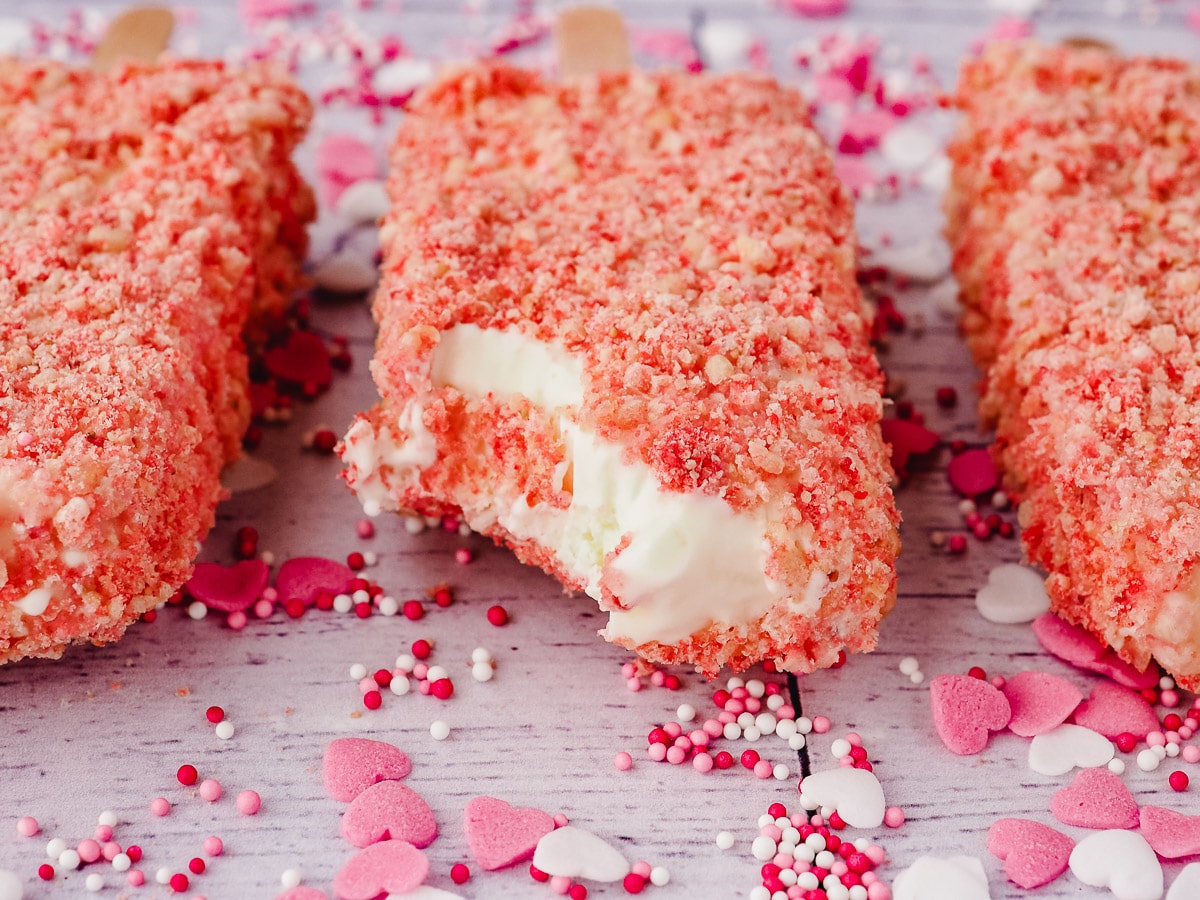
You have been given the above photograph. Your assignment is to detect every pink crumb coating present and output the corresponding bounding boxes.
[342,63,899,676]
[946,41,1200,689]
[0,58,314,664]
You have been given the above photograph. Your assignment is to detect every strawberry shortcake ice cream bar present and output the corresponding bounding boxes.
[0,59,314,663]
[342,63,899,675]
[947,41,1200,688]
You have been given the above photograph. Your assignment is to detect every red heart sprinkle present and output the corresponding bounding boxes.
[275,557,354,608]
[264,331,332,391]
[185,560,269,613]
[946,447,999,497]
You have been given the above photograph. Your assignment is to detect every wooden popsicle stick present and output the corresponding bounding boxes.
[554,6,632,78]
[90,5,175,72]
[1060,35,1117,53]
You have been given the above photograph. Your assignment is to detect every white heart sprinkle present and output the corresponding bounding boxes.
[386,887,465,900]
[336,179,390,226]
[313,250,378,294]
[1167,862,1200,900]
[373,58,435,96]
[1069,830,1163,900]
[1029,723,1115,776]
[220,456,278,494]
[893,855,991,900]
[988,0,1043,14]
[0,868,23,900]
[532,826,630,883]
[975,563,1050,624]
[0,18,29,54]
[867,238,950,282]
[797,767,885,828]
[696,19,752,70]
[918,154,952,194]
[880,121,939,172]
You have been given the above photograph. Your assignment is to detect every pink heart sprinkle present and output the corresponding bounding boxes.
[464,796,556,871]
[929,673,1012,755]
[1072,681,1160,741]
[1086,650,1160,692]
[332,840,428,900]
[323,738,412,803]
[264,331,333,390]
[782,0,848,17]
[239,0,305,27]
[946,447,999,497]
[1050,768,1139,830]
[273,888,329,900]
[1031,612,1106,667]
[316,133,379,206]
[1002,671,1083,738]
[1140,806,1200,859]
[841,108,896,150]
[341,780,437,849]
[276,557,354,609]
[185,560,270,613]
[987,818,1074,890]
[834,156,879,193]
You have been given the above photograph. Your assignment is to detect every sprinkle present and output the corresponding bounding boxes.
[16,816,39,837]
[1137,749,1161,772]
[203,837,223,857]
[77,839,101,864]
[237,790,262,815]
[281,868,301,888]
[169,873,189,893]
[150,798,170,817]
[450,862,470,884]
[430,720,450,741]
[1170,771,1190,792]
[205,706,225,724]
[85,872,103,891]
[112,853,131,872]
[215,721,235,740]
[199,779,223,802]
[38,863,54,880]
[189,857,206,874]
[614,752,633,771]
[59,849,81,870]
[716,831,735,850]
[487,605,510,626]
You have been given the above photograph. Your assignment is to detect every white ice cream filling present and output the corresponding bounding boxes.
[352,323,828,645]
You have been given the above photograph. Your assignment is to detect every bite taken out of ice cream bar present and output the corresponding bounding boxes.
[341,61,899,676]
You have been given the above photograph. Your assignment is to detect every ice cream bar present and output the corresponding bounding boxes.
[342,61,899,675]
[0,56,314,663]
[947,41,1200,688]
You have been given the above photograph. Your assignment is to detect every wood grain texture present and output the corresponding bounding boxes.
[2,2,1198,898]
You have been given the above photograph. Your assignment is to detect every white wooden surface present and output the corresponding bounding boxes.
[2,2,1199,898]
